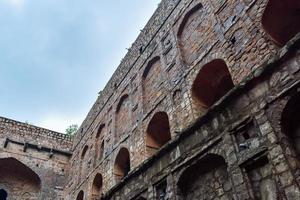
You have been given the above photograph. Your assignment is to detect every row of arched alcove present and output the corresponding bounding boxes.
[75,154,229,200]
[76,91,300,200]
[75,0,300,198]
[75,57,235,199]
[75,173,103,200]
[91,0,300,151]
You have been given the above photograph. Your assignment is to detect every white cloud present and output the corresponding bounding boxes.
[38,114,83,133]
[4,0,25,10]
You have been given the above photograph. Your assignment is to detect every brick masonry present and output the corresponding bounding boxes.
[0,0,300,199]
[0,117,72,199]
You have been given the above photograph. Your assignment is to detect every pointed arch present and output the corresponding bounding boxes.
[114,147,131,183]
[115,94,131,143]
[142,57,163,112]
[177,3,214,65]
[91,173,103,199]
[116,94,129,112]
[76,190,84,200]
[81,145,89,160]
[95,124,105,165]
[191,59,234,110]
[96,124,105,139]
[80,145,89,179]
[142,56,161,79]
[262,0,300,46]
[146,112,171,156]
[177,3,203,37]
[0,158,41,199]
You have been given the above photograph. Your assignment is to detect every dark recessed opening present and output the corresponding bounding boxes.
[192,59,234,108]
[178,154,228,197]
[114,147,131,183]
[92,173,103,199]
[243,132,250,140]
[281,92,300,157]
[146,112,171,156]
[245,156,269,172]
[76,191,84,200]
[156,180,167,200]
[139,46,143,54]
[230,36,236,44]
[262,0,300,46]
[0,189,7,200]
[232,15,237,22]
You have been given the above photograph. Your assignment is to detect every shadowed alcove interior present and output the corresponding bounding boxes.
[262,0,300,46]
[145,112,171,157]
[114,147,131,183]
[0,158,41,199]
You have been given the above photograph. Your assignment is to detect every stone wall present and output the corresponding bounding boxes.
[0,117,73,199]
[100,36,300,200]
[0,117,72,151]
[66,0,300,199]
[1,0,300,199]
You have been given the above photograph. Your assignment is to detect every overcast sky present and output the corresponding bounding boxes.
[0,0,160,133]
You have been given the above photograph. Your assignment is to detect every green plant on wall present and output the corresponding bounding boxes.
[65,124,78,136]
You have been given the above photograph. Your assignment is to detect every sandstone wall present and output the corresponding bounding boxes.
[100,36,300,200]
[0,117,73,200]
[66,0,300,199]
[0,0,299,199]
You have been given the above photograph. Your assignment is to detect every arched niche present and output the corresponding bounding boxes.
[178,3,214,65]
[146,112,171,156]
[76,190,84,200]
[96,124,105,139]
[281,92,300,158]
[244,156,278,199]
[80,145,89,179]
[191,59,234,110]
[91,173,103,199]
[81,145,89,160]
[0,189,7,200]
[262,0,300,46]
[0,158,41,199]
[95,124,105,165]
[177,154,232,200]
[115,94,130,143]
[142,57,163,113]
[114,147,130,183]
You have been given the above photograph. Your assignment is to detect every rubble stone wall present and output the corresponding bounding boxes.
[66,0,300,199]
[0,117,73,199]
[1,0,300,199]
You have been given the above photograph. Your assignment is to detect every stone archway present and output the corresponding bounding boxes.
[142,57,163,113]
[0,158,41,200]
[91,173,103,200]
[115,94,131,143]
[262,0,300,46]
[146,112,171,157]
[191,59,234,109]
[76,190,84,200]
[114,147,130,183]
[177,154,232,200]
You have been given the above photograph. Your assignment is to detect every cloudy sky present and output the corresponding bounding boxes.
[0,0,160,133]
